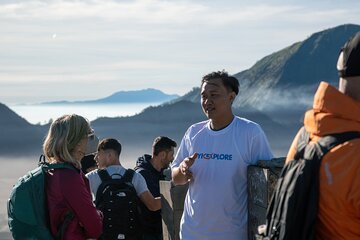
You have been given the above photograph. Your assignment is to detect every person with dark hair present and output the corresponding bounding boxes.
[135,136,177,240]
[171,70,273,239]
[86,138,161,239]
[285,32,360,239]
[81,154,97,174]
[44,114,103,239]
[86,138,161,209]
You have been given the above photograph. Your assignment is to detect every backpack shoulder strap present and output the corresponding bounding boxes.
[122,169,135,184]
[97,169,112,182]
[307,131,360,161]
[48,163,77,171]
[95,169,113,206]
[38,154,79,172]
[318,131,360,150]
[294,128,360,161]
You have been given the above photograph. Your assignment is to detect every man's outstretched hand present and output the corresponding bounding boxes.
[180,153,198,181]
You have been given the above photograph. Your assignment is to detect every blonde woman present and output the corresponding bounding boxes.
[44,114,103,239]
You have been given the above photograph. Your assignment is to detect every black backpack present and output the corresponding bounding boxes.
[257,128,360,240]
[95,169,142,240]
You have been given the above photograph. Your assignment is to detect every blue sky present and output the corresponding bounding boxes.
[0,0,359,104]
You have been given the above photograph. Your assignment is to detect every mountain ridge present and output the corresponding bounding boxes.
[0,103,44,155]
[232,24,360,110]
[41,88,179,105]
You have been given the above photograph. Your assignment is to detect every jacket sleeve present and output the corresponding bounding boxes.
[61,170,103,238]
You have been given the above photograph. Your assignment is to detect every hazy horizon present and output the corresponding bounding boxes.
[9,102,164,125]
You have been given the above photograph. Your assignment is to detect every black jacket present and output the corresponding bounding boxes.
[134,154,165,235]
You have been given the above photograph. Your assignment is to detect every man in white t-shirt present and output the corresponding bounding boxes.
[86,138,161,211]
[171,71,273,240]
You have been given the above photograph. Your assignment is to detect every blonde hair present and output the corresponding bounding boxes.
[43,114,91,169]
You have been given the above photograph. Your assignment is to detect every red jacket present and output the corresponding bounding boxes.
[46,167,103,239]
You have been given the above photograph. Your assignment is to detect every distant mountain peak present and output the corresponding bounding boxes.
[42,88,179,105]
[108,88,162,96]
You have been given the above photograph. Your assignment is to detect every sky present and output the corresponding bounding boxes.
[1,0,359,104]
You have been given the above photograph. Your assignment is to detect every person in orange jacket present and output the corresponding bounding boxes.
[286,32,360,239]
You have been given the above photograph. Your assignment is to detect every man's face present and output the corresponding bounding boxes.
[161,147,175,169]
[94,149,111,169]
[201,78,234,120]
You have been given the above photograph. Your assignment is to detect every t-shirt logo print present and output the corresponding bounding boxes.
[197,153,233,161]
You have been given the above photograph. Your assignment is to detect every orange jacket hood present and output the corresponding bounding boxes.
[304,81,360,136]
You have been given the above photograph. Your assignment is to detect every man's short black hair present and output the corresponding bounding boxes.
[201,70,239,95]
[152,136,177,156]
[98,138,122,156]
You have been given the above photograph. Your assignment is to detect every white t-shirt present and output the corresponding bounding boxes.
[171,116,273,240]
[86,165,149,201]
